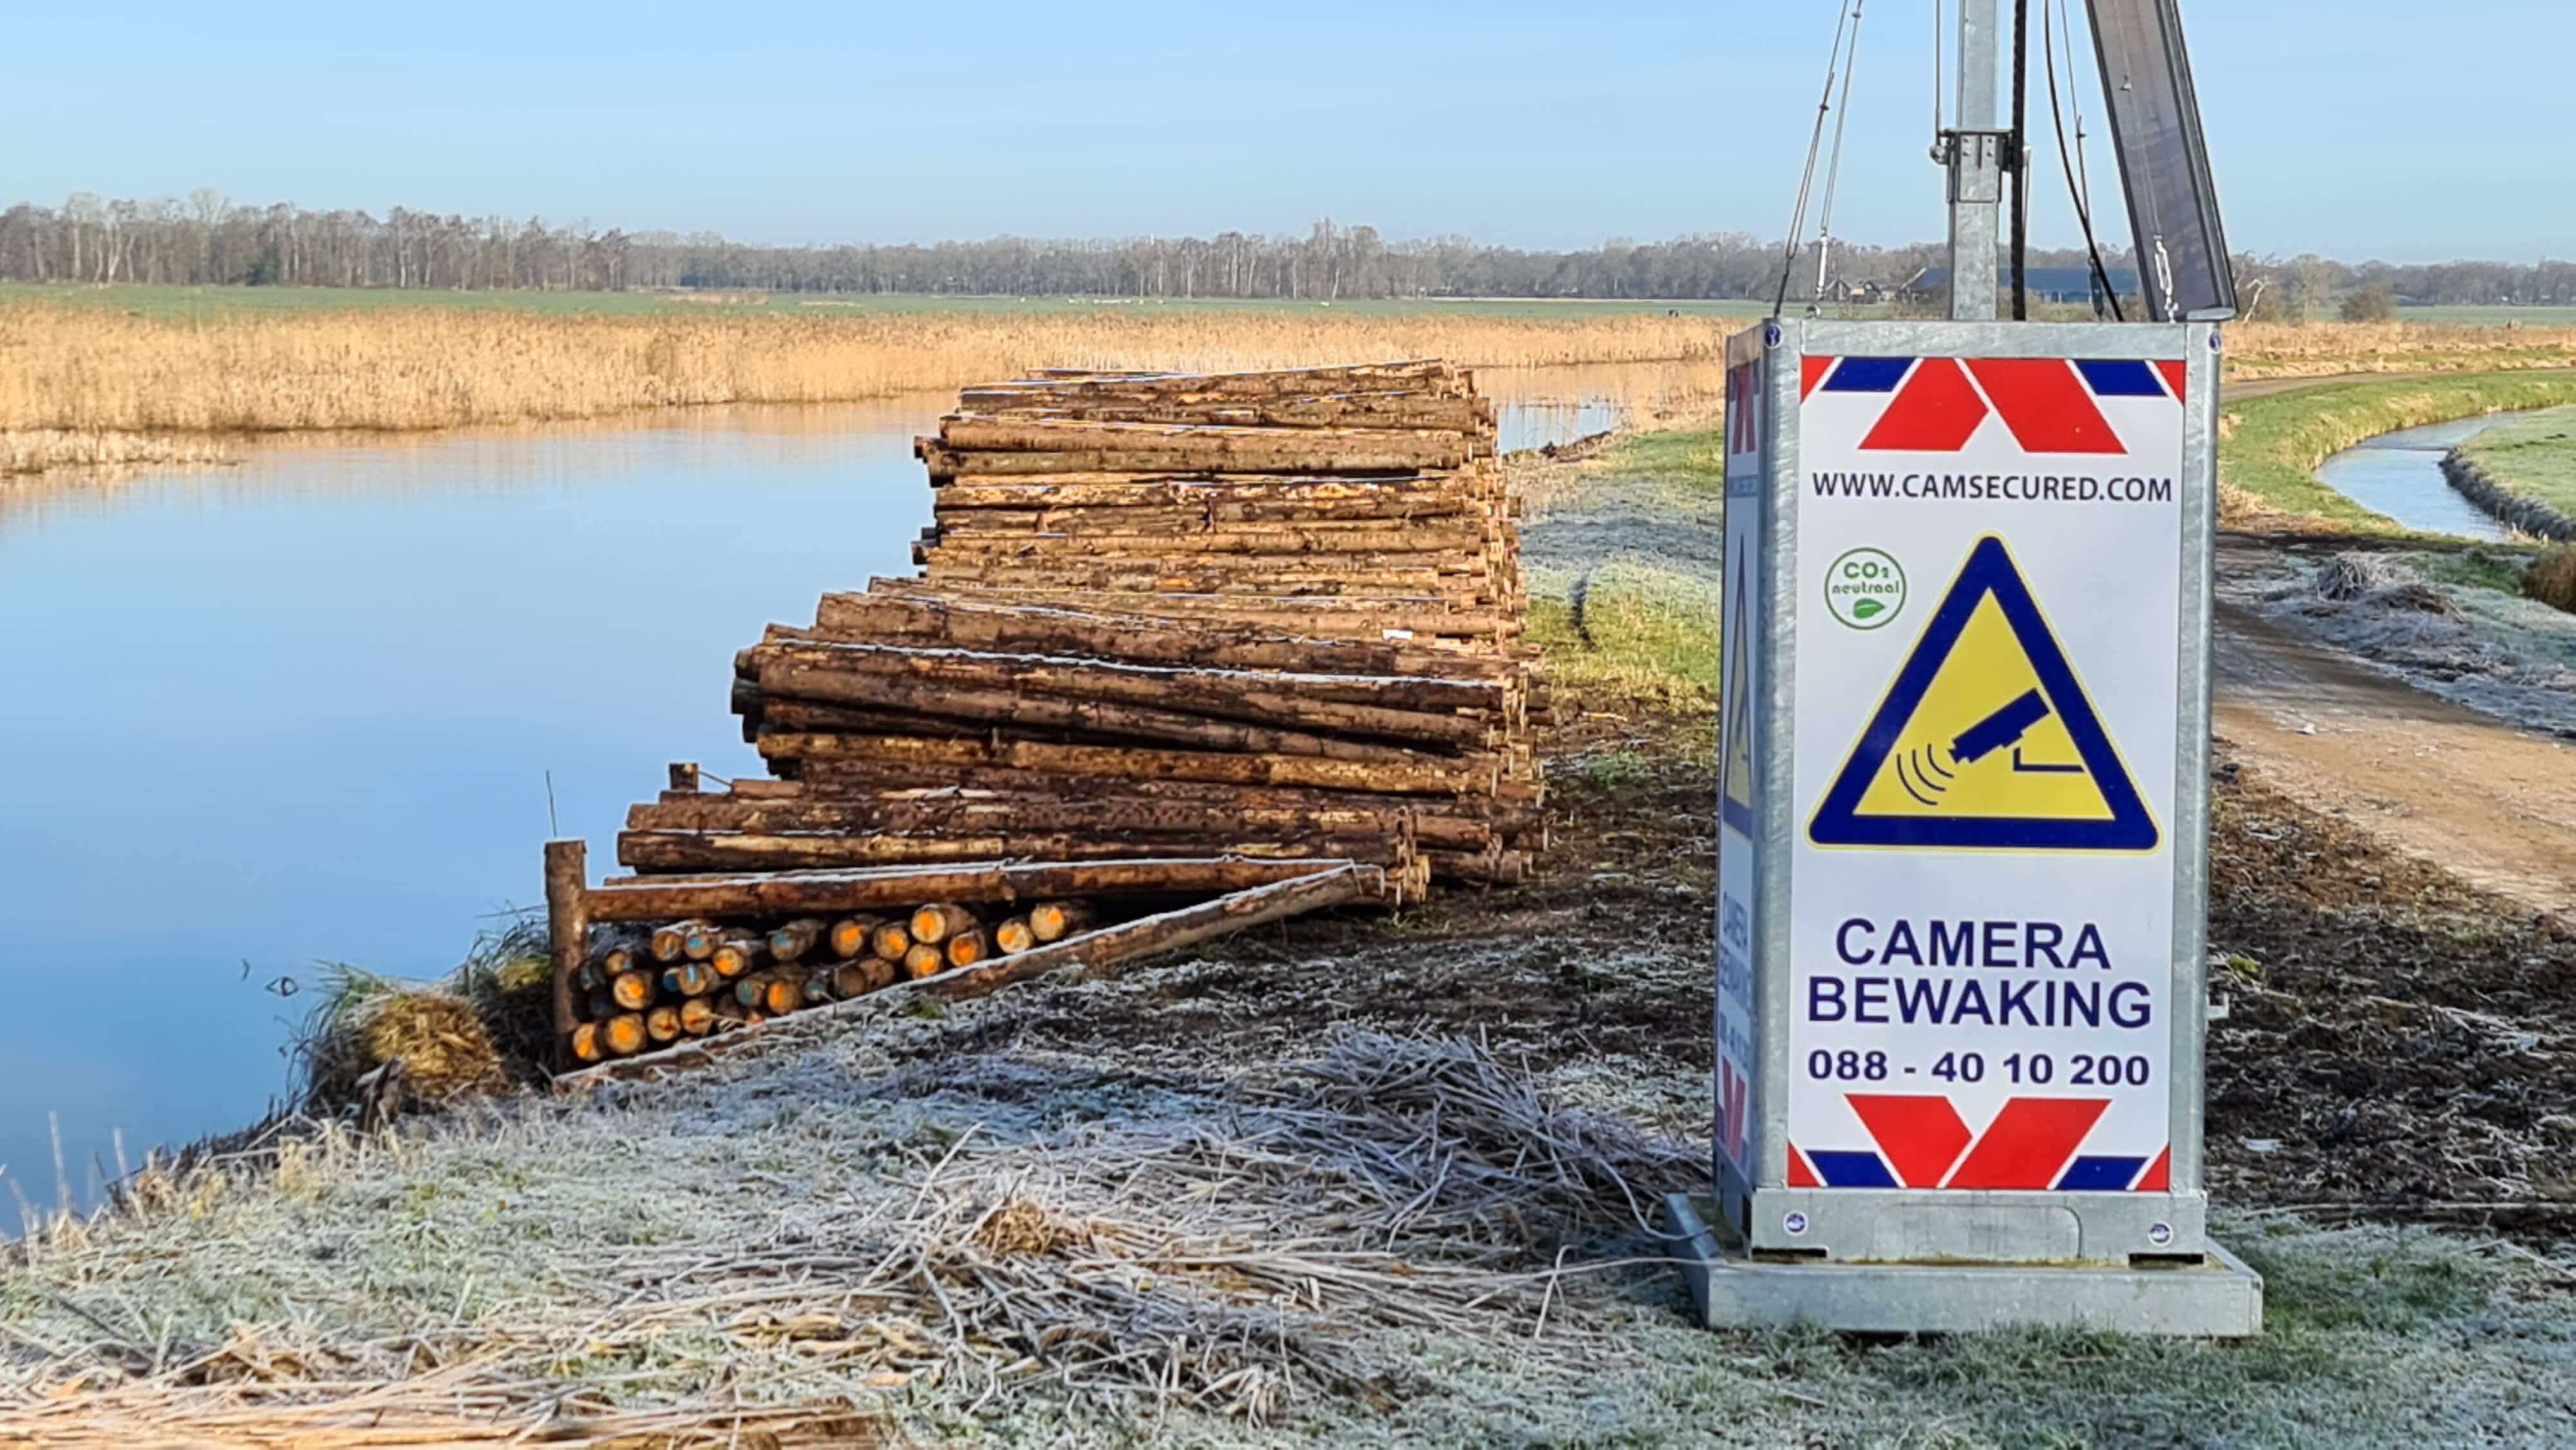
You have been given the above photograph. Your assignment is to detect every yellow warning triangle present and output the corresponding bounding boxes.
[1809,535,2158,852]
[1721,547,1755,836]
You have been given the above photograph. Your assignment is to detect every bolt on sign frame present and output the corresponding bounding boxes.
[1669,316,2261,1336]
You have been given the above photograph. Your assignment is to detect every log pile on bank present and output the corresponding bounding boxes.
[554,362,1542,1069]
[645,361,1546,889]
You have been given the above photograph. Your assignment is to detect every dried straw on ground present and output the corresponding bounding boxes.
[0,1030,1692,1440]
[2524,545,2576,613]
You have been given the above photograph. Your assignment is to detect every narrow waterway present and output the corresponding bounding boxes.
[0,370,1681,1216]
[2313,415,2523,540]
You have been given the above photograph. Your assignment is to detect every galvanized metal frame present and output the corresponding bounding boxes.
[1719,317,2221,1270]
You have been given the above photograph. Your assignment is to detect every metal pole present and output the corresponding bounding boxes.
[1948,0,2002,319]
[2010,0,2030,319]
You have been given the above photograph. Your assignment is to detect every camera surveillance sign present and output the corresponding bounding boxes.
[1786,354,2186,1193]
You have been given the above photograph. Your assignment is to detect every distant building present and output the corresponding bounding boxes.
[1902,266,2142,309]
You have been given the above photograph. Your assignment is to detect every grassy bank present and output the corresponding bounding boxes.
[2452,403,2576,516]
[2221,371,2576,531]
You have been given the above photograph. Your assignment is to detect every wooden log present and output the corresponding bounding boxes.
[927,476,1481,515]
[681,921,724,961]
[995,916,1035,955]
[829,914,884,959]
[585,857,1395,921]
[711,937,764,979]
[753,632,1516,710]
[1029,901,1092,944]
[922,525,1496,556]
[627,796,1495,852]
[545,839,589,1064]
[569,1021,603,1064]
[857,581,1511,640]
[758,664,1451,764]
[618,829,1407,874]
[916,561,1483,598]
[767,918,826,963]
[753,648,1504,747]
[950,396,1490,433]
[610,969,658,1013]
[904,943,945,980]
[662,961,719,999]
[1005,361,1462,393]
[871,919,913,963]
[945,927,991,969]
[603,1013,649,1057]
[729,776,1543,841]
[649,921,697,963]
[796,598,1514,679]
[762,733,1499,796]
[909,903,976,946]
[935,416,1473,468]
[832,959,896,997]
[918,444,1441,478]
[679,996,718,1036]
[646,1004,685,1044]
[557,865,1376,1087]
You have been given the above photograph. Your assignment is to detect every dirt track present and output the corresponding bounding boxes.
[2215,585,2576,920]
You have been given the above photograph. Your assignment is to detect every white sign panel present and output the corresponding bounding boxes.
[1714,357,1765,1182]
[1787,353,2185,1195]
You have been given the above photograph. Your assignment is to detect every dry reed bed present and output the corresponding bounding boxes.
[0,303,1732,438]
[2224,321,2576,377]
[0,1029,1693,1443]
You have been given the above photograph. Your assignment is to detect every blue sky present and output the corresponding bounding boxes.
[3,1,2566,262]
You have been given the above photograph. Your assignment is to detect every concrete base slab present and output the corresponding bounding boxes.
[1663,1196,2264,1337]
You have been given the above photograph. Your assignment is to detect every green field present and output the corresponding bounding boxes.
[0,281,1781,323]
[2452,402,2576,514]
[2399,303,2576,326]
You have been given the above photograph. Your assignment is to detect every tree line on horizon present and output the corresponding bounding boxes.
[3,192,2572,312]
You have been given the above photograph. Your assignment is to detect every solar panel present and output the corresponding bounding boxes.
[2085,0,2237,321]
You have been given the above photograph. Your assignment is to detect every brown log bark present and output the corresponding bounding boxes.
[923,525,1495,556]
[831,959,896,997]
[936,416,1472,467]
[627,795,1495,852]
[929,476,1480,515]
[918,444,1442,478]
[753,646,1505,745]
[618,829,1405,874]
[757,664,1450,764]
[800,597,1513,677]
[545,839,589,1063]
[757,775,1543,836]
[761,732,1498,796]
[585,856,1394,921]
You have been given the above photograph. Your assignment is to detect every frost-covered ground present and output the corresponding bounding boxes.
[6,927,2576,1447]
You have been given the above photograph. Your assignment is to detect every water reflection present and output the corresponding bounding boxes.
[2314,415,2523,541]
[0,367,1703,1212]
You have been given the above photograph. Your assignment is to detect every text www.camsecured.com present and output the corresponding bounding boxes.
[1810,473,2175,504]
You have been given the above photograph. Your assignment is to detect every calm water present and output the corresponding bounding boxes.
[2314,415,2522,540]
[0,377,1645,1215]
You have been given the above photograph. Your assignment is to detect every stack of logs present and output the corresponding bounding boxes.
[568,898,1097,1063]
[618,360,1544,892]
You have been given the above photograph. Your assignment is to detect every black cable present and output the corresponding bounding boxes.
[2011,0,2029,321]
[2044,0,2124,321]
